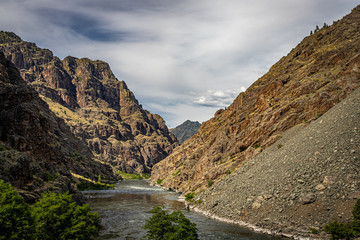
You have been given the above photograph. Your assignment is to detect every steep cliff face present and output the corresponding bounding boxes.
[195,87,360,238]
[150,5,360,194]
[0,52,117,202]
[0,32,178,174]
[170,120,201,144]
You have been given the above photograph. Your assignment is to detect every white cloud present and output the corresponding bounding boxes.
[0,0,358,127]
[192,89,243,108]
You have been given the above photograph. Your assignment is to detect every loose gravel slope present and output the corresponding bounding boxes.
[196,87,360,238]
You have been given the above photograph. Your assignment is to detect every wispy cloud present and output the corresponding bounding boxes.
[0,0,358,127]
[192,89,245,108]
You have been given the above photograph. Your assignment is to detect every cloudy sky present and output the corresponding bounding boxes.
[0,0,358,127]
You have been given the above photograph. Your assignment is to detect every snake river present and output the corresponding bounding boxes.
[82,180,282,240]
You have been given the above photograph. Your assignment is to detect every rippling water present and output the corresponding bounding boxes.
[82,180,282,240]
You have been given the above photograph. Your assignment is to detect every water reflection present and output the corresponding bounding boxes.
[83,180,282,240]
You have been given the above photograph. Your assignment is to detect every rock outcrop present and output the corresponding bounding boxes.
[0,32,178,174]
[170,120,201,144]
[150,5,360,194]
[195,87,360,238]
[0,52,117,202]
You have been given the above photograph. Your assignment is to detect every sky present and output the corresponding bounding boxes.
[0,0,358,127]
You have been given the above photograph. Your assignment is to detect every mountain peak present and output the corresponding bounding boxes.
[170,120,201,144]
[0,31,22,43]
[0,32,178,174]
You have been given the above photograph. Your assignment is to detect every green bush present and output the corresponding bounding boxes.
[353,199,360,220]
[207,179,214,187]
[31,192,101,240]
[324,221,354,240]
[0,180,34,240]
[157,179,163,185]
[325,199,360,239]
[185,193,195,202]
[143,206,198,240]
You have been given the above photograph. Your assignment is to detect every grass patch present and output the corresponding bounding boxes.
[77,179,114,191]
[116,171,148,180]
[207,180,214,187]
[157,179,163,185]
[172,169,181,178]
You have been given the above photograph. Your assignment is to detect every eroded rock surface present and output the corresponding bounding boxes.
[150,5,360,194]
[0,52,117,202]
[0,32,178,174]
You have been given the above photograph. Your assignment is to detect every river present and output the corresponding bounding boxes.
[82,180,283,240]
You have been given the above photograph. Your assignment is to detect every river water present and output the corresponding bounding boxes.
[82,180,282,240]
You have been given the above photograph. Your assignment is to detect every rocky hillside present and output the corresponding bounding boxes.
[0,52,117,202]
[195,87,360,238]
[150,5,360,195]
[0,32,178,174]
[170,120,201,144]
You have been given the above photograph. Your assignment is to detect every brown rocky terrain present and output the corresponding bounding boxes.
[150,4,360,193]
[0,32,178,174]
[149,5,360,237]
[195,87,360,238]
[0,52,117,202]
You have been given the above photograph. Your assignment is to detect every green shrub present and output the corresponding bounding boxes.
[325,199,360,239]
[0,180,34,240]
[31,192,101,240]
[324,221,354,240]
[143,206,198,240]
[353,199,360,220]
[157,179,163,185]
[311,228,318,234]
[352,220,360,235]
[207,179,214,187]
[185,193,195,202]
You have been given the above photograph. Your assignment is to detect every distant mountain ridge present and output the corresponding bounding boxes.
[170,120,201,144]
[0,32,178,174]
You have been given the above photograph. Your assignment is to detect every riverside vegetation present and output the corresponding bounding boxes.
[0,180,101,240]
[143,206,199,240]
[324,199,360,239]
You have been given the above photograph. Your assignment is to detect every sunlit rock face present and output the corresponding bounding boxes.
[0,51,118,202]
[150,5,360,195]
[0,31,178,174]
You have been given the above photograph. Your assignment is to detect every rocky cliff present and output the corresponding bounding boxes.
[150,5,360,200]
[0,52,117,202]
[0,32,178,174]
[170,120,201,144]
[195,87,360,238]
